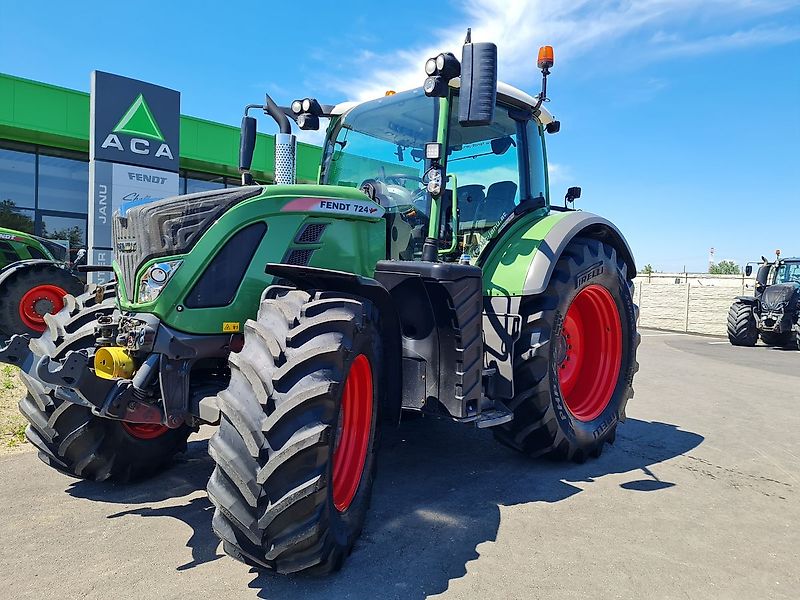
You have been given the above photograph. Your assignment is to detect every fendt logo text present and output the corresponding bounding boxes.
[100,93,174,160]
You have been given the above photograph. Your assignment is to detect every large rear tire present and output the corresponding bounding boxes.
[727,302,758,346]
[207,287,382,574]
[494,238,639,462]
[17,284,191,481]
[0,263,83,338]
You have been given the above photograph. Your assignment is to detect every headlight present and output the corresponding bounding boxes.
[138,260,182,303]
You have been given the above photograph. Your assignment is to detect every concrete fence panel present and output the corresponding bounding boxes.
[636,273,755,336]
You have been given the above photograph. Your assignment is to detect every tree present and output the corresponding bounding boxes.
[709,260,740,275]
[0,199,34,233]
[641,264,654,275]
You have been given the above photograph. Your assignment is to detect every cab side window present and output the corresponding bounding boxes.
[447,100,527,259]
[527,121,547,203]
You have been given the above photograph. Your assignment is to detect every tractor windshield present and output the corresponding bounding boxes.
[774,261,800,284]
[321,88,437,259]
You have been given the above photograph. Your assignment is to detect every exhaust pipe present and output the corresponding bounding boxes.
[265,94,296,185]
[274,132,296,185]
[239,94,296,186]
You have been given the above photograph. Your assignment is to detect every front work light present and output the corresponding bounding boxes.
[423,52,461,97]
[138,260,182,303]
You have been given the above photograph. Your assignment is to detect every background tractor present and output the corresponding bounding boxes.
[728,252,800,349]
[0,227,85,339]
[0,35,639,575]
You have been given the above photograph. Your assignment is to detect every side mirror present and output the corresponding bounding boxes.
[239,116,257,172]
[565,186,581,202]
[745,265,753,277]
[490,136,515,155]
[459,36,497,127]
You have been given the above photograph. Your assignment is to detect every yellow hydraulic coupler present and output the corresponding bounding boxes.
[94,347,135,379]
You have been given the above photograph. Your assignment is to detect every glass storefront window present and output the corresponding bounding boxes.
[0,144,36,210]
[186,172,225,194]
[38,152,89,212]
[0,203,35,233]
[40,213,86,257]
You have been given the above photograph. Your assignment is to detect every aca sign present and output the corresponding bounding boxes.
[88,72,180,283]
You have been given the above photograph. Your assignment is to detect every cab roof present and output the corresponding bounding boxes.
[330,79,554,124]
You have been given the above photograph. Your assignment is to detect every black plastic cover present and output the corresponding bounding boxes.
[374,261,483,418]
[184,222,267,308]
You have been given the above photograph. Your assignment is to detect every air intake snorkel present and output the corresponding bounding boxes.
[239,94,296,185]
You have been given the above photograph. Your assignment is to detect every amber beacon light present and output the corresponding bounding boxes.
[537,45,554,69]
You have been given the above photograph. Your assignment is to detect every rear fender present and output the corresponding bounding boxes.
[480,211,636,297]
[0,259,58,288]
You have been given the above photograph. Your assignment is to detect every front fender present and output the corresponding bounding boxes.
[0,259,56,288]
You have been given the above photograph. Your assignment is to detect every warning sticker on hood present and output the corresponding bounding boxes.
[281,197,385,219]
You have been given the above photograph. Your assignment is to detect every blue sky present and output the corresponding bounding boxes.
[2,0,798,271]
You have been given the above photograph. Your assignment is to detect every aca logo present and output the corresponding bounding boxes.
[100,94,174,160]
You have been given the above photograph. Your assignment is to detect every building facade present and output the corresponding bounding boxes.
[0,73,321,256]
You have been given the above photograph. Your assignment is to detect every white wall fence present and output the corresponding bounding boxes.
[635,273,755,336]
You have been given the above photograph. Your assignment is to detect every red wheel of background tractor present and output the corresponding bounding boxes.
[18,284,68,332]
[122,422,170,440]
[557,284,623,422]
[332,353,373,512]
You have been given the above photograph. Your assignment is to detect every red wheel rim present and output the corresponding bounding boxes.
[122,422,170,440]
[557,284,623,422]
[332,354,373,512]
[18,284,67,332]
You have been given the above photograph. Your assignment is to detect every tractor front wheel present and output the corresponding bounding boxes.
[207,287,381,574]
[0,263,84,338]
[17,285,191,481]
[727,302,758,346]
[494,238,639,462]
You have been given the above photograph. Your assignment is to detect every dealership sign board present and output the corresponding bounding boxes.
[88,71,180,282]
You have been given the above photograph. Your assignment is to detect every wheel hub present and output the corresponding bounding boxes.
[122,422,170,440]
[18,284,68,332]
[33,298,55,315]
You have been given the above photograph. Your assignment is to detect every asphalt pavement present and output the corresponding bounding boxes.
[0,330,797,599]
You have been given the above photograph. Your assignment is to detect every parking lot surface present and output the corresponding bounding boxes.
[0,330,797,599]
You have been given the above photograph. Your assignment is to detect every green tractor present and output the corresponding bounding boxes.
[0,227,85,339]
[0,37,639,574]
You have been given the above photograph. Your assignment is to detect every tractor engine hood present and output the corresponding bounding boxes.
[112,186,264,300]
[760,282,800,312]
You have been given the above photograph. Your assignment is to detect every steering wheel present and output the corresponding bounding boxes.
[381,174,424,186]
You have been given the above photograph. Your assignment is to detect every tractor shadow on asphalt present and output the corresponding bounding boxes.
[65,417,702,599]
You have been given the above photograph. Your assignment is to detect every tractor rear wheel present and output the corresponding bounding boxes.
[207,287,381,574]
[727,302,758,346]
[17,285,191,481]
[494,238,639,462]
[0,263,84,338]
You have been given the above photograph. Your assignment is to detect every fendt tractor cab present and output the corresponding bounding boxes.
[1,34,639,575]
[728,250,800,349]
[0,227,85,339]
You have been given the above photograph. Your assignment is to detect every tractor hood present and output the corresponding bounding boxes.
[113,186,264,300]
[760,282,800,312]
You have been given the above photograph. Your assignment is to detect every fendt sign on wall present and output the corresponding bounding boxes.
[88,71,180,283]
